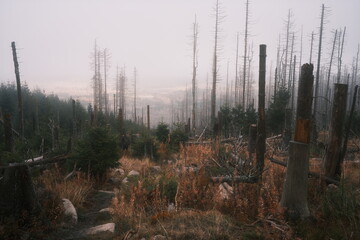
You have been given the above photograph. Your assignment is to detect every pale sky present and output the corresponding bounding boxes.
[1,0,359,105]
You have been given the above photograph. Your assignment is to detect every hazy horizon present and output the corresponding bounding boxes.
[1,0,359,118]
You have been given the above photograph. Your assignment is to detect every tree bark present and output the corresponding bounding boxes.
[280,63,314,220]
[3,113,14,153]
[256,45,266,176]
[324,83,348,181]
[11,42,24,139]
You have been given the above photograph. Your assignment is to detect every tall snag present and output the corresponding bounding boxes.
[11,42,24,139]
[324,83,348,182]
[211,0,221,131]
[280,63,314,220]
[256,44,266,176]
[312,4,325,141]
[191,15,198,134]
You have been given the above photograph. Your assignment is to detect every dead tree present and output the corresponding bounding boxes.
[309,32,314,64]
[242,0,250,107]
[337,27,346,83]
[280,63,314,220]
[118,108,124,136]
[312,4,325,141]
[133,67,137,122]
[248,124,257,161]
[234,33,240,105]
[147,105,150,130]
[103,48,111,115]
[0,165,40,218]
[3,113,14,153]
[325,30,338,126]
[324,83,348,181]
[210,0,222,130]
[256,44,266,176]
[11,42,24,139]
[192,15,198,134]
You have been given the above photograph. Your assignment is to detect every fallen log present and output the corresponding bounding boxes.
[269,157,340,185]
[0,154,68,169]
[210,175,258,184]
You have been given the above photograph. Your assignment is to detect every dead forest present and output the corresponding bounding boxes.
[1,1,360,240]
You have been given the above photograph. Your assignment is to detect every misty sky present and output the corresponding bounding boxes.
[1,0,359,104]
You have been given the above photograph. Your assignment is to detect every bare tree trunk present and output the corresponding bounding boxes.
[248,124,257,161]
[312,4,325,142]
[147,105,150,130]
[192,16,198,134]
[256,44,266,176]
[11,42,24,139]
[134,67,137,122]
[338,85,358,177]
[280,63,314,220]
[211,0,220,131]
[337,27,346,83]
[118,108,124,136]
[324,83,348,181]
[242,0,249,107]
[325,30,338,126]
[235,33,240,105]
[309,32,314,64]
[3,113,14,153]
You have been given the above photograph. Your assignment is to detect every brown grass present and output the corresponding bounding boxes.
[37,167,93,208]
[111,141,360,239]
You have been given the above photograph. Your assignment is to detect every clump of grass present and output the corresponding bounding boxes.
[37,167,93,208]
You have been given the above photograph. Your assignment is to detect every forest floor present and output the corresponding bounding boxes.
[2,137,360,240]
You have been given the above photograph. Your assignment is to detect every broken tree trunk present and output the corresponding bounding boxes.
[3,113,14,153]
[280,63,314,220]
[0,165,40,218]
[11,42,24,139]
[282,108,292,148]
[256,44,266,176]
[324,83,348,182]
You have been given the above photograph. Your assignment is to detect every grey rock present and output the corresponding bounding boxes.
[128,170,140,176]
[62,198,77,225]
[81,222,115,236]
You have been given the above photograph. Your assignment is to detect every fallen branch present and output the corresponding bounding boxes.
[210,175,258,183]
[0,154,68,169]
[269,157,340,185]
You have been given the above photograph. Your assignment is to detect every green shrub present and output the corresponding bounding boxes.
[159,176,178,203]
[72,127,119,177]
[170,124,188,150]
[267,87,290,134]
[156,122,170,143]
[131,134,159,160]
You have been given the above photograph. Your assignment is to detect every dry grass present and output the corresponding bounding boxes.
[111,141,360,239]
[37,167,93,208]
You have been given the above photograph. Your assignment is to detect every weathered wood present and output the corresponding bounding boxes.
[256,44,266,175]
[210,175,257,184]
[282,108,292,147]
[280,63,314,220]
[248,124,257,154]
[324,83,348,181]
[338,85,358,177]
[0,165,40,218]
[280,141,310,219]
[294,64,314,144]
[11,42,24,139]
[3,113,14,153]
[0,154,67,169]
